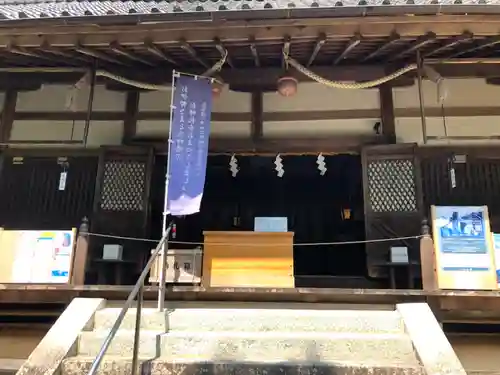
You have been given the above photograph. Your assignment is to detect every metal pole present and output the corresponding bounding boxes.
[416,50,428,145]
[131,284,143,375]
[158,70,177,312]
[83,63,97,147]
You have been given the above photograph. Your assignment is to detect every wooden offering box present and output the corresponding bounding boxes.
[202,231,294,288]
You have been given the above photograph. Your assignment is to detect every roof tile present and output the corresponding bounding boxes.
[0,0,497,21]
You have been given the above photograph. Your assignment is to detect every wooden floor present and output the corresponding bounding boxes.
[0,284,500,323]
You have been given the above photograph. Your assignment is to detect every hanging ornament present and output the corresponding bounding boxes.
[274,154,284,178]
[448,154,456,189]
[229,154,239,177]
[277,75,298,97]
[316,153,327,175]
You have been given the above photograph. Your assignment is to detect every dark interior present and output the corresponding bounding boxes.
[150,154,368,286]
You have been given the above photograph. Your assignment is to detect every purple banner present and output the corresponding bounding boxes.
[166,74,212,216]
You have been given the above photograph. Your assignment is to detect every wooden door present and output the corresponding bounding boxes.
[362,144,423,278]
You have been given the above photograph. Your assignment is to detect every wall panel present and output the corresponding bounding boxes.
[10,120,123,146]
[139,88,251,112]
[263,83,380,112]
[16,85,125,112]
[264,118,378,138]
[394,78,500,145]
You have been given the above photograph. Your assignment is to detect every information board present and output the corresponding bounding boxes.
[432,205,497,290]
[0,229,76,284]
[491,233,500,288]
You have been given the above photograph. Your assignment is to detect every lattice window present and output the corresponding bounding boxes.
[100,161,145,211]
[367,159,417,213]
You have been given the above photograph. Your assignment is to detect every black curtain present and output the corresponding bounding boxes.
[150,154,366,276]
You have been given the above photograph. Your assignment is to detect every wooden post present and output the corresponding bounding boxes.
[71,217,90,286]
[419,218,437,291]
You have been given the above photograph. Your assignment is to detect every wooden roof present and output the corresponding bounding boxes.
[0,15,500,88]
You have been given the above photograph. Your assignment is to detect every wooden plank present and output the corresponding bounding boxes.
[202,231,294,288]
[3,15,500,48]
[378,84,395,143]
[0,90,17,142]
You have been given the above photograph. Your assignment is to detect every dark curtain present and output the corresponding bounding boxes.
[150,154,366,277]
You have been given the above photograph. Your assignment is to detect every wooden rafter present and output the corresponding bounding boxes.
[282,35,291,69]
[249,37,260,68]
[423,31,473,58]
[361,32,400,62]
[144,40,178,66]
[334,33,362,65]
[110,42,155,66]
[180,39,210,69]
[445,35,500,59]
[387,32,437,62]
[214,38,233,68]
[75,44,128,66]
[307,33,326,67]
[40,41,89,64]
[6,44,60,64]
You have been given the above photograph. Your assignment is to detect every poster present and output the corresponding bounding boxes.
[491,233,500,288]
[432,205,497,290]
[11,230,75,284]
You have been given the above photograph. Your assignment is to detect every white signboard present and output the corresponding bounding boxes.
[11,230,75,283]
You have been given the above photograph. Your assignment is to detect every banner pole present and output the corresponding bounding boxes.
[158,70,177,312]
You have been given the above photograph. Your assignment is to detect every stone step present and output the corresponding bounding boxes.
[159,332,418,364]
[78,330,161,357]
[94,307,404,333]
[61,357,425,375]
[77,331,417,364]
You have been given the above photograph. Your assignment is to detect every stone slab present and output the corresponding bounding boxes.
[397,303,467,375]
[94,307,404,333]
[16,298,105,375]
[159,331,418,364]
[61,357,425,375]
[78,330,161,357]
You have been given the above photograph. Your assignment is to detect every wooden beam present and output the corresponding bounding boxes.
[110,42,155,66]
[282,35,291,69]
[214,38,234,68]
[362,32,401,62]
[251,91,263,145]
[123,91,140,144]
[6,44,61,64]
[144,39,178,65]
[40,41,89,64]
[74,44,127,66]
[0,62,500,91]
[307,33,326,67]
[378,84,396,143]
[388,32,437,62]
[0,90,18,142]
[423,31,473,58]
[180,39,210,69]
[133,134,390,153]
[445,35,500,59]
[4,15,500,48]
[334,33,362,65]
[249,38,260,68]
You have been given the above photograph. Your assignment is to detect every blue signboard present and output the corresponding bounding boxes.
[166,74,212,216]
[434,206,490,272]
